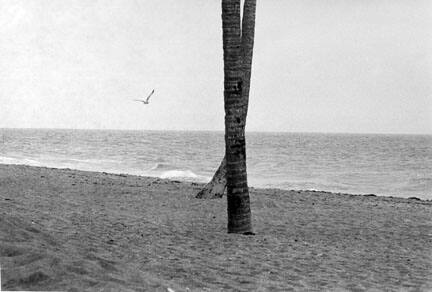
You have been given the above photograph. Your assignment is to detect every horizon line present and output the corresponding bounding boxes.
[0,126,431,136]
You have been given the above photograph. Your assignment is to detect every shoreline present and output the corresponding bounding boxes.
[1,163,429,202]
[1,164,431,291]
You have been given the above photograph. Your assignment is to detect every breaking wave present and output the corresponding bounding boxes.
[0,156,42,166]
[160,170,210,183]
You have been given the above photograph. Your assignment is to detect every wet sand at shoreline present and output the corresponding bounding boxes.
[1,164,431,291]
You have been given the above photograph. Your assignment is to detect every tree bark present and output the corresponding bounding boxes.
[196,0,256,200]
[195,157,226,198]
[240,0,256,114]
[222,0,253,234]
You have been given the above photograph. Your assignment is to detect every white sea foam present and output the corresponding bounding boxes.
[0,156,42,166]
[160,170,210,182]
[160,170,197,179]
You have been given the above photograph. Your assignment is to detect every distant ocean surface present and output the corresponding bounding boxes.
[1,129,431,200]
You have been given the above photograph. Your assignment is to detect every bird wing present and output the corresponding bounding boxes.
[145,89,155,102]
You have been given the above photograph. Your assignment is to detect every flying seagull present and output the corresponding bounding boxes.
[133,89,155,104]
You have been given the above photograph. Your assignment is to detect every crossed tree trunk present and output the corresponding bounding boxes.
[196,0,256,203]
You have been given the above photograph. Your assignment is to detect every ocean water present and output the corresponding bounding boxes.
[0,128,431,200]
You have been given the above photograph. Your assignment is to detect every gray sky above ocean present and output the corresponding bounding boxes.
[1,0,431,134]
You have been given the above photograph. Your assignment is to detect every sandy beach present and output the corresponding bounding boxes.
[0,164,431,291]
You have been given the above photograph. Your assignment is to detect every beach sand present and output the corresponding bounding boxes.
[0,164,431,291]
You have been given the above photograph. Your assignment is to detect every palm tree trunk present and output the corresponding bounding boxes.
[196,0,256,200]
[222,0,253,234]
[240,0,256,114]
[195,157,226,198]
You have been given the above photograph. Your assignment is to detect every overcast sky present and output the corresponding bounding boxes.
[1,0,431,134]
